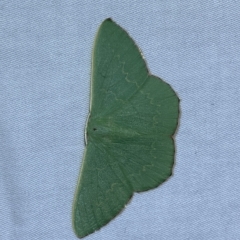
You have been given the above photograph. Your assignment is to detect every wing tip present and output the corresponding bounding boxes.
[73,188,134,238]
[100,18,116,29]
[105,17,113,22]
[103,18,114,25]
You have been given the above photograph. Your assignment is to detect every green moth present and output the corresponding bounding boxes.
[73,18,179,238]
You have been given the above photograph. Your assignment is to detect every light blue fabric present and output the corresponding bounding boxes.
[1,1,240,239]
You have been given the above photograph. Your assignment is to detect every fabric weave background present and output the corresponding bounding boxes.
[1,1,240,239]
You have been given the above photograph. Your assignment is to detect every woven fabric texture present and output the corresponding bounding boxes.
[1,1,240,239]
